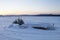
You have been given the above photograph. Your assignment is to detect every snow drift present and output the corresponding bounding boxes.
[9,22,55,30]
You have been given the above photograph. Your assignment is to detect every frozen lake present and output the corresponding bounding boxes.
[0,16,60,27]
[0,16,60,40]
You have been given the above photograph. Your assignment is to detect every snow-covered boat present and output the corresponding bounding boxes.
[9,22,55,30]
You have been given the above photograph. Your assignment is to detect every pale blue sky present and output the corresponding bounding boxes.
[0,0,60,15]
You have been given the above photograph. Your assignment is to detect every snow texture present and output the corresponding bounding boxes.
[0,16,60,40]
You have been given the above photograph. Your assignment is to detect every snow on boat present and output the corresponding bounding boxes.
[8,18,55,30]
[9,22,55,30]
[32,23,55,30]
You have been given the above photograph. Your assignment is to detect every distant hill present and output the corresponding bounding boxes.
[34,14,60,16]
[0,14,60,17]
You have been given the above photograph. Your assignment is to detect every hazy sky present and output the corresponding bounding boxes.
[0,0,60,15]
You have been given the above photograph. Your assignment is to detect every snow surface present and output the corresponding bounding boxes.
[0,16,60,40]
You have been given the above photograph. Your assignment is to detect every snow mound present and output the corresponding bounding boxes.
[32,23,55,30]
[9,24,28,29]
[8,23,55,30]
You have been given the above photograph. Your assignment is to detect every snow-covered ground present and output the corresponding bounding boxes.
[0,16,60,40]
